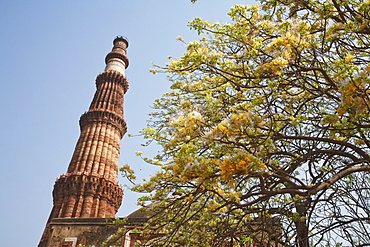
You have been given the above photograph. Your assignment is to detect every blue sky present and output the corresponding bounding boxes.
[0,0,252,245]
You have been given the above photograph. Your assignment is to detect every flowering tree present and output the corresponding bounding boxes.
[121,0,370,246]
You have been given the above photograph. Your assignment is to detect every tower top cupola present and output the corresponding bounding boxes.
[114,35,129,48]
[105,35,129,74]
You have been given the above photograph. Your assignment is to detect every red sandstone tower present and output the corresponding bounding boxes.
[39,36,129,247]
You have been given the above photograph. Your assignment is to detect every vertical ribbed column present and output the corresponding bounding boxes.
[39,37,130,247]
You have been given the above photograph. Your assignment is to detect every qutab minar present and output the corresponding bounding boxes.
[39,36,129,247]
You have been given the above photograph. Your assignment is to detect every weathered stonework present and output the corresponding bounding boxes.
[39,36,130,247]
[52,174,123,218]
[44,209,151,247]
[46,218,119,247]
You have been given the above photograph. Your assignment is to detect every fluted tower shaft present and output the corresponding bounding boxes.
[39,37,129,247]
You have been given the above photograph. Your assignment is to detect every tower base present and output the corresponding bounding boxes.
[39,218,119,247]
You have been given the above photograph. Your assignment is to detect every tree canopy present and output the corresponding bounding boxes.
[121,0,370,246]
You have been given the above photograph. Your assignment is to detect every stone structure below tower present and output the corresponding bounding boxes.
[38,36,130,247]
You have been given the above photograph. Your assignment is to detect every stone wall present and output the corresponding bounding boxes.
[46,218,119,247]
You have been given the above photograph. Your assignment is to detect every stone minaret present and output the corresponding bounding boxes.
[39,36,129,247]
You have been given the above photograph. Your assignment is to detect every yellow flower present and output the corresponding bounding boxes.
[336,108,346,116]
[149,68,157,74]
[344,54,355,63]
[236,160,247,170]
[257,163,266,169]
[218,125,228,133]
[176,36,184,42]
